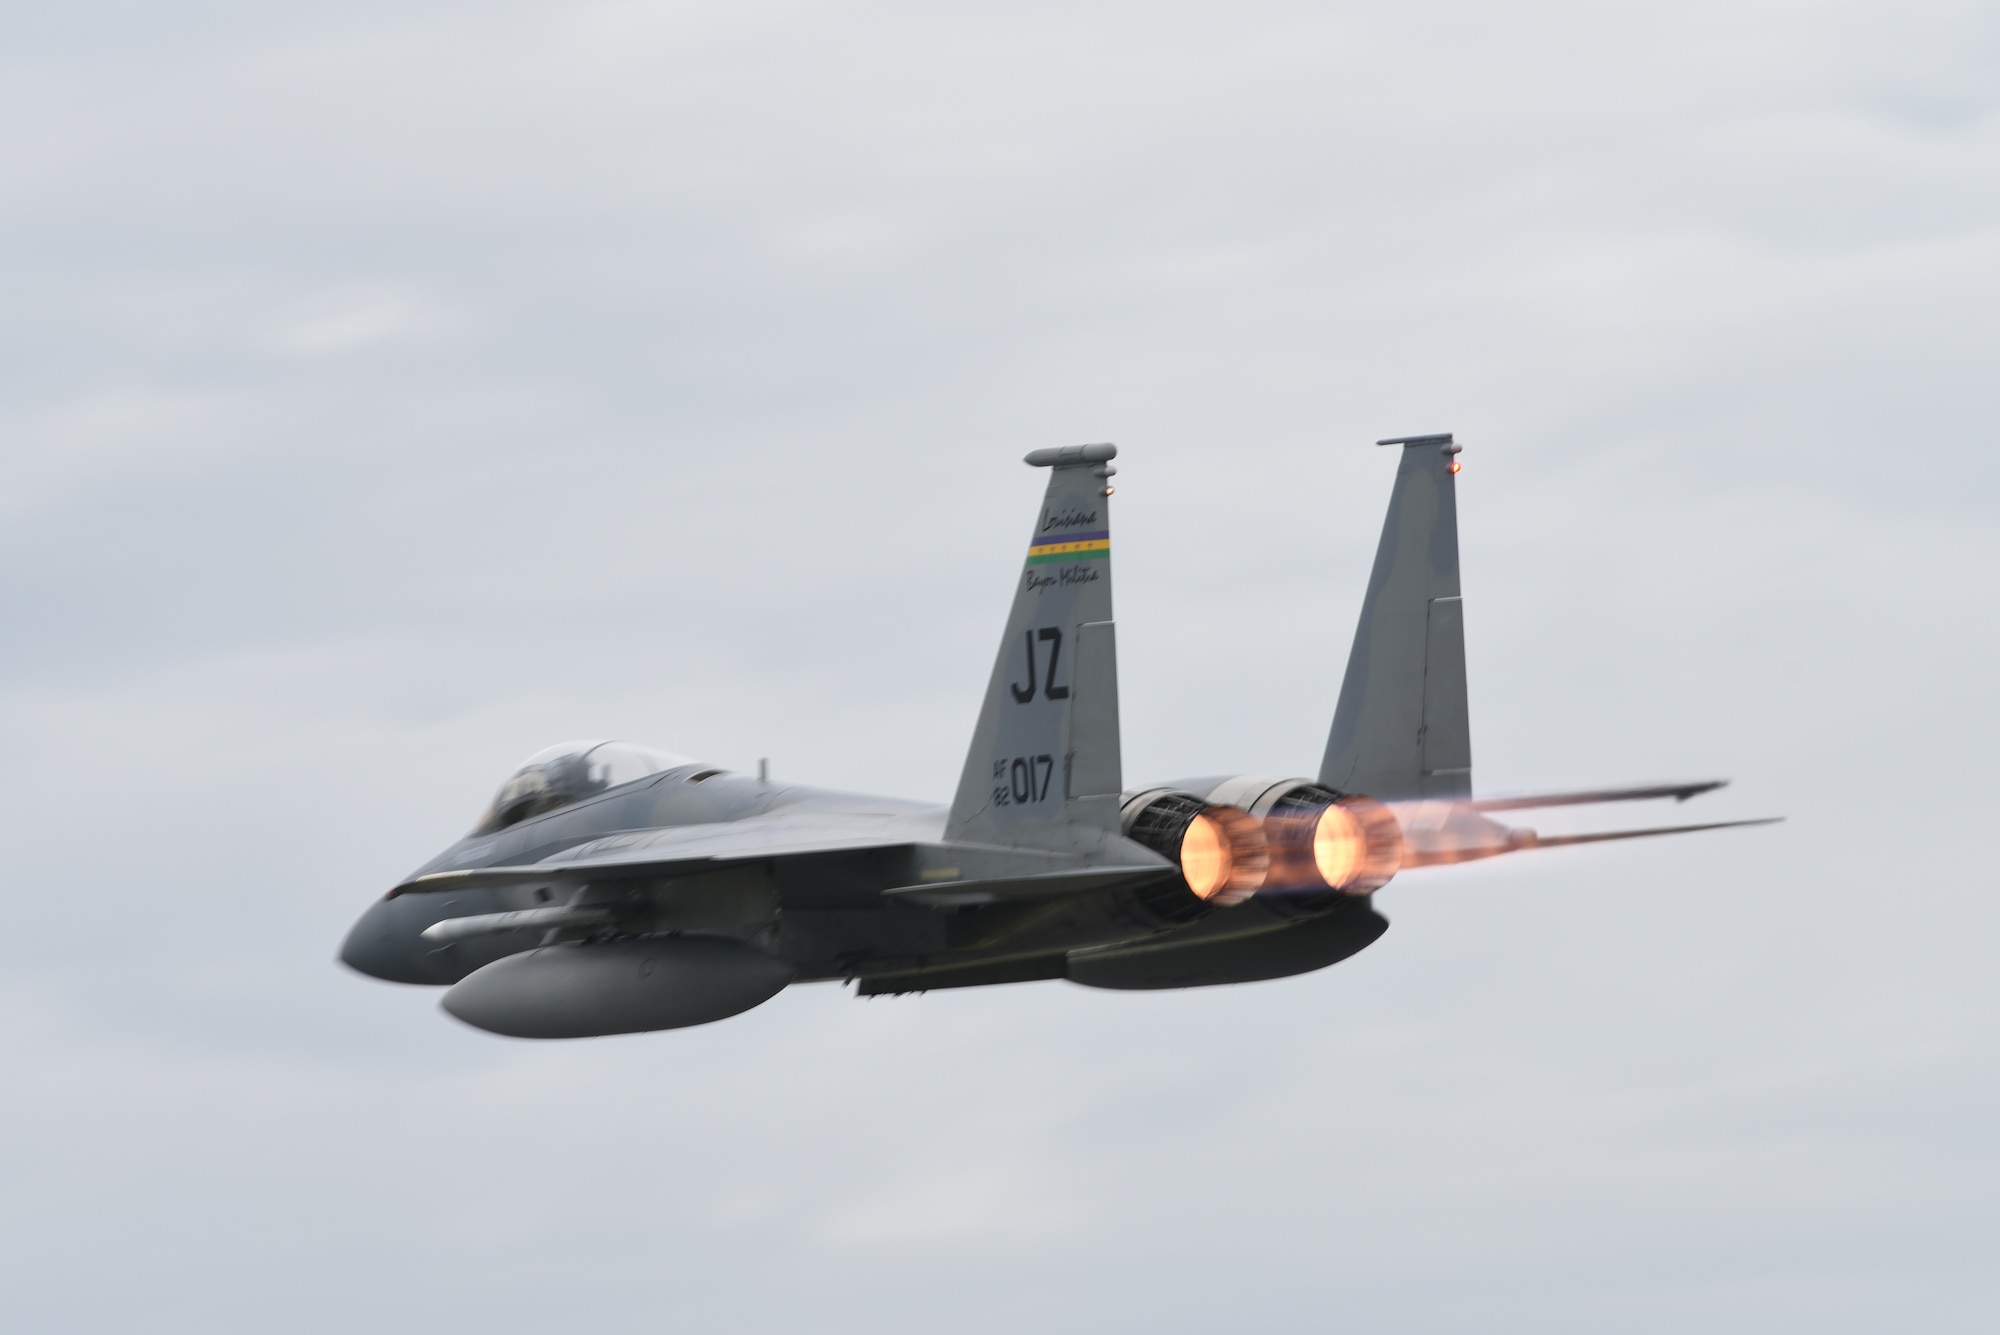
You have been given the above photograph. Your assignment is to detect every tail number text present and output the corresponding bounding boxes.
[1008,627,1070,704]
[992,754,1057,807]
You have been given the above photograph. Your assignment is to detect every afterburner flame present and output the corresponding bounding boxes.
[1180,813,1230,899]
[1311,804,1363,888]
[1180,805,1268,905]
[1257,796,1404,894]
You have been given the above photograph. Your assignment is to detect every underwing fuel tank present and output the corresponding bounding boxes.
[441,936,794,1039]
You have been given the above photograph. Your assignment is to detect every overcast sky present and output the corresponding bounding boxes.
[1,2,1996,1331]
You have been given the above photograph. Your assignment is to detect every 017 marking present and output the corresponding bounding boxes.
[991,754,1056,807]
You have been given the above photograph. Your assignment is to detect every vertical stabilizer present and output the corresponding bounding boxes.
[1319,434,1472,800]
[947,446,1122,847]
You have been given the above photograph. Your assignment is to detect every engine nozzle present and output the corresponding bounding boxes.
[1120,789,1270,906]
[1263,792,1404,894]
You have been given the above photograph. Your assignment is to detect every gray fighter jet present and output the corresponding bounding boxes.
[340,438,1773,1038]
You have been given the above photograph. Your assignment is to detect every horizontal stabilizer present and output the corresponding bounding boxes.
[1514,817,1782,849]
[1467,780,1728,813]
[1392,804,1780,869]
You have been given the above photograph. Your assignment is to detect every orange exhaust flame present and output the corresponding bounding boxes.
[1379,803,1780,871]
[1390,801,1521,868]
[1310,804,1363,888]
[1259,797,1403,894]
[1245,785,1776,898]
[1181,805,1268,905]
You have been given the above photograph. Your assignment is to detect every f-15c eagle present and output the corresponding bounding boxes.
[340,438,1773,1038]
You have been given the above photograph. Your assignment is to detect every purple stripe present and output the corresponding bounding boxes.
[1028,529,1110,547]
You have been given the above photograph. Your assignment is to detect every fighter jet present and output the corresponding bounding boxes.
[340,437,1774,1038]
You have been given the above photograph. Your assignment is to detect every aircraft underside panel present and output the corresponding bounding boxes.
[852,900,1388,995]
[1065,901,1388,989]
[854,954,1069,996]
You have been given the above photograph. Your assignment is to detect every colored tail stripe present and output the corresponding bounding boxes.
[1025,539,1111,565]
[1028,530,1109,548]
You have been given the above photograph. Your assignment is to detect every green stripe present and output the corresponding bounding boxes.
[1024,548,1111,565]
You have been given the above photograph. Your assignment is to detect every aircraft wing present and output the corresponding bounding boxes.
[1465,780,1728,812]
[393,812,930,894]
[394,810,1173,903]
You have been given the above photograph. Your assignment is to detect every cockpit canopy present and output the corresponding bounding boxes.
[471,740,693,834]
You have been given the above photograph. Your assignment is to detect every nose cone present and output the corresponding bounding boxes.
[339,888,524,986]
[340,895,451,985]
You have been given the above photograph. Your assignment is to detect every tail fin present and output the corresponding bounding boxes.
[1319,434,1472,800]
[946,445,1122,848]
